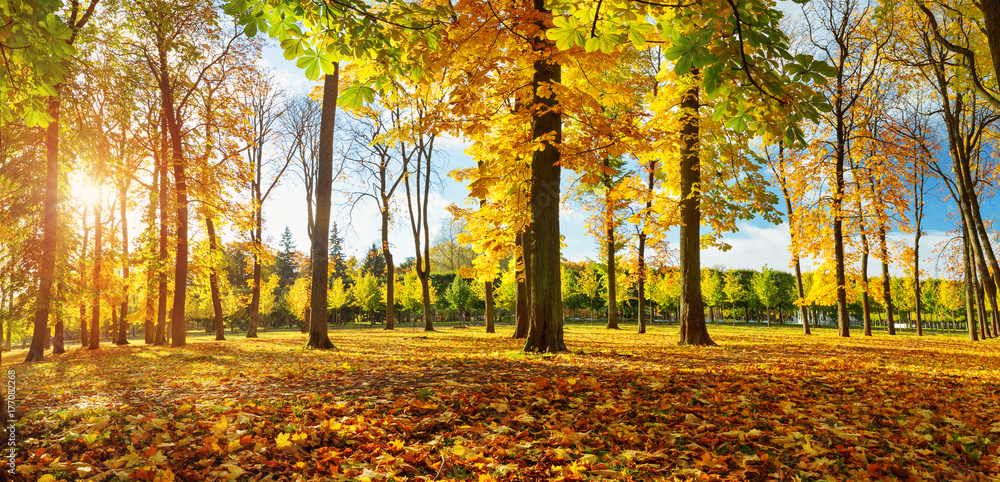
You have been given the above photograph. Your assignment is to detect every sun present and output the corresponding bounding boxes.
[69,173,101,207]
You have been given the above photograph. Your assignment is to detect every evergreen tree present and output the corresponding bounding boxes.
[275,227,299,290]
[361,242,386,278]
[329,222,347,280]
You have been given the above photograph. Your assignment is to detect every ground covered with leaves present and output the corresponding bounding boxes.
[6,324,1000,481]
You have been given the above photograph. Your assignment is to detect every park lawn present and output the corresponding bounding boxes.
[5,324,1000,481]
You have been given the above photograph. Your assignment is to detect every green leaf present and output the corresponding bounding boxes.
[338,84,376,109]
[628,28,646,48]
[674,53,693,76]
[281,38,306,60]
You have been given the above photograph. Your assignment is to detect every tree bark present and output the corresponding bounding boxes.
[143,168,156,345]
[383,208,395,330]
[914,226,923,337]
[605,225,618,329]
[637,232,647,334]
[485,279,495,333]
[677,73,714,346]
[117,176,130,345]
[52,312,65,354]
[89,167,104,350]
[964,228,979,341]
[523,2,565,353]
[155,116,169,346]
[307,67,338,350]
[80,204,89,347]
[158,48,189,348]
[25,92,62,363]
[246,236,262,338]
[206,216,225,340]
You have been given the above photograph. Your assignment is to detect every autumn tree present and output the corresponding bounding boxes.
[802,0,894,337]
[341,101,408,330]
[752,266,779,326]
[23,0,99,362]
[129,0,245,347]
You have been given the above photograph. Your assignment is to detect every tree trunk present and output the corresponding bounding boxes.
[206,216,225,340]
[117,176,130,345]
[606,225,618,329]
[637,234,647,334]
[964,228,979,341]
[307,67,338,350]
[158,49,189,348]
[80,204,89,347]
[155,116,169,346]
[676,73,714,346]
[246,243,262,338]
[143,172,156,345]
[89,178,104,350]
[833,111,850,337]
[523,5,566,353]
[26,92,62,363]
[485,280,495,333]
[914,229,923,337]
[383,211,395,330]
[52,313,65,354]
[860,230,872,337]
[878,223,895,335]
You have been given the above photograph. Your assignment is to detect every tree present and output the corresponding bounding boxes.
[24,0,100,362]
[129,0,245,347]
[445,276,474,321]
[361,243,387,279]
[342,101,409,329]
[307,69,339,349]
[723,270,747,324]
[803,0,894,338]
[274,227,299,289]
[752,266,779,327]
[353,273,384,324]
[231,69,290,339]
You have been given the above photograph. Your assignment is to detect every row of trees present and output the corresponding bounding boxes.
[5,0,1000,360]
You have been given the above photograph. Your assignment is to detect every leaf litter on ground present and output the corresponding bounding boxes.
[6,324,1000,481]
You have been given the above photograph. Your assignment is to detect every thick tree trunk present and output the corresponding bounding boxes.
[677,74,714,346]
[158,50,189,348]
[307,67,338,350]
[26,93,62,363]
[523,5,565,353]
[206,216,226,340]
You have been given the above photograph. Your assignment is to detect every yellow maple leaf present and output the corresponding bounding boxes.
[275,432,292,449]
